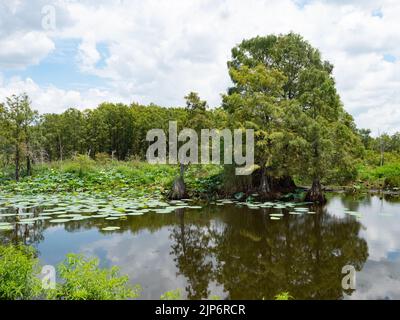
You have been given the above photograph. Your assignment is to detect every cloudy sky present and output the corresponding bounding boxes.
[0,0,399,135]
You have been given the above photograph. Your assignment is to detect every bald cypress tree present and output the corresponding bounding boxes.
[225,33,362,202]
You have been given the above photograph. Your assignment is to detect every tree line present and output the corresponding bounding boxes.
[1,33,399,201]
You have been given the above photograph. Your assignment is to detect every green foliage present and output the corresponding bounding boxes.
[1,34,399,194]
[0,244,42,300]
[0,93,38,180]
[0,160,223,199]
[384,175,400,189]
[0,244,141,301]
[62,154,96,177]
[47,253,140,300]
[160,289,182,300]
[357,162,400,188]
[184,165,223,198]
[274,292,293,300]
[95,152,111,164]
[224,33,363,196]
[159,289,221,300]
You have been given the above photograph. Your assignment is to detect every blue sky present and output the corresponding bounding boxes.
[0,0,399,135]
[3,39,107,91]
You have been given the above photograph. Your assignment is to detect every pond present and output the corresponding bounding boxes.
[1,192,400,300]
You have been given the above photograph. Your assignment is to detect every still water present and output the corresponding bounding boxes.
[1,193,400,300]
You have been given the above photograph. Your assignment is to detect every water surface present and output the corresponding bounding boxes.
[1,193,400,300]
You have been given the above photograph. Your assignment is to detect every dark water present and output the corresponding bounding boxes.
[1,193,400,300]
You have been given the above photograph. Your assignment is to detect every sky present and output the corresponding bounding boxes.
[0,0,399,135]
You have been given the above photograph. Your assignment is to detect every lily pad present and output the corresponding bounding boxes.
[101,226,120,231]
[49,218,73,223]
[0,225,13,231]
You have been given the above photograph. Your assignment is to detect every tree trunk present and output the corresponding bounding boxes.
[58,134,63,161]
[15,145,20,181]
[305,179,326,203]
[26,155,31,176]
[169,163,187,200]
[259,165,271,195]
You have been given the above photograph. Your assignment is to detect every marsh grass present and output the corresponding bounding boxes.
[0,159,223,198]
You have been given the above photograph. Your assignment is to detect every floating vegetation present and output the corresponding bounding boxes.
[270,213,284,217]
[127,212,144,216]
[101,226,120,231]
[49,219,73,223]
[345,210,362,218]
[0,225,13,230]
[0,193,321,234]
[294,208,309,212]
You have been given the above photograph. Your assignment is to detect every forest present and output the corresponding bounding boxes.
[1,33,399,203]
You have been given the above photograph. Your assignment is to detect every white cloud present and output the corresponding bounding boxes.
[0,31,55,68]
[77,39,101,72]
[0,0,399,133]
[0,76,128,113]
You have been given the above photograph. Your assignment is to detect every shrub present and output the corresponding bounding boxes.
[385,175,400,188]
[160,289,182,300]
[95,152,111,164]
[274,292,293,300]
[47,253,141,300]
[0,244,42,300]
[61,155,96,177]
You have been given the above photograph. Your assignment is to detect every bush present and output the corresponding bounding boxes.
[0,244,42,300]
[95,152,111,164]
[385,175,400,188]
[160,289,182,300]
[61,155,96,177]
[47,254,141,300]
[274,292,293,300]
[357,163,400,189]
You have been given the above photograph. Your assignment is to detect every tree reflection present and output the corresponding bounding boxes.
[0,207,45,246]
[169,204,368,300]
[169,208,215,299]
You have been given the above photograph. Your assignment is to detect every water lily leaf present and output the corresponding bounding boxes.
[49,218,72,223]
[0,225,14,231]
[270,213,284,217]
[101,226,120,231]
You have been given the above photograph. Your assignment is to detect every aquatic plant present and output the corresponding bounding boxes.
[0,244,42,300]
[47,253,141,300]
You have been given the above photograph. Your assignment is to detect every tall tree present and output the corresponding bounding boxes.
[222,64,305,196]
[226,33,362,202]
[169,93,210,199]
[1,94,38,180]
